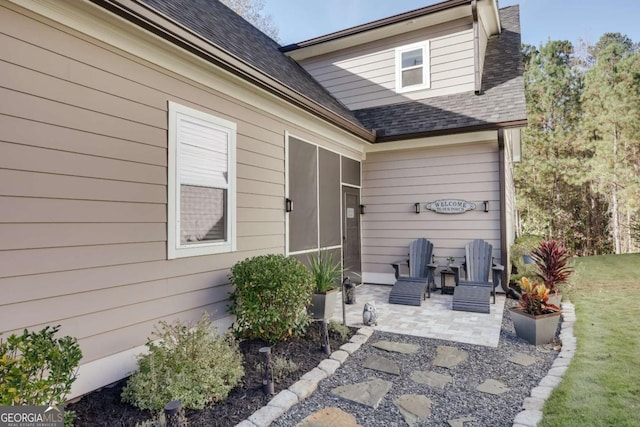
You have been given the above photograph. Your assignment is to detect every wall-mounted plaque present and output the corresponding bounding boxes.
[425,199,477,214]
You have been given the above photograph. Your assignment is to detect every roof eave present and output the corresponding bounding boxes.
[90,0,376,143]
[281,0,472,53]
[373,119,528,143]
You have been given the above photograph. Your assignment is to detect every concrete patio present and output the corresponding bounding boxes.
[330,284,506,347]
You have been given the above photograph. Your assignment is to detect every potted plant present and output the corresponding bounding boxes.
[508,234,543,291]
[530,240,573,306]
[307,251,342,320]
[509,277,562,345]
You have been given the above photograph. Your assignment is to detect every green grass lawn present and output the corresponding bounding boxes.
[540,253,640,427]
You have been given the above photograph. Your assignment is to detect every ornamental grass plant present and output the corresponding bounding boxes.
[307,250,342,293]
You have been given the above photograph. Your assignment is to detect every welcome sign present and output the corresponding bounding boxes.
[425,199,477,214]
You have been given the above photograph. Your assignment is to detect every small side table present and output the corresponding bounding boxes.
[440,268,457,295]
[440,264,460,295]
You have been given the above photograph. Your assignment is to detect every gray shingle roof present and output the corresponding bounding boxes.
[138,0,362,126]
[135,1,525,142]
[354,6,526,140]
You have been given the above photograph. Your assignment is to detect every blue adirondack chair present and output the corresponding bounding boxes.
[451,239,504,313]
[389,238,437,306]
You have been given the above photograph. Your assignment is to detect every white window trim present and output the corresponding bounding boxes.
[167,101,237,259]
[395,41,431,93]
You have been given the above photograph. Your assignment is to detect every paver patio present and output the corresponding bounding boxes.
[331,284,506,347]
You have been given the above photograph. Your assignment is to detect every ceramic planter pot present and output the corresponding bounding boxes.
[309,288,340,320]
[509,307,561,345]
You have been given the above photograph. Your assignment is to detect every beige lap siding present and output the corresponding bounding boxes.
[0,2,361,396]
[361,141,501,284]
[299,18,475,110]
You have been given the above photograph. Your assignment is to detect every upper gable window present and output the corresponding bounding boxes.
[395,41,430,93]
[167,101,236,259]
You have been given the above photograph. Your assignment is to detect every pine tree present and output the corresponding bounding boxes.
[581,34,640,253]
[516,41,589,252]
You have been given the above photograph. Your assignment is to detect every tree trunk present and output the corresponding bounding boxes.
[611,129,622,254]
[626,210,633,253]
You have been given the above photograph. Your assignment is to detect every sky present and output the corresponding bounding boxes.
[262,0,640,48]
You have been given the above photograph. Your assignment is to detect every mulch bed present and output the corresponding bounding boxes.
[68,322,355,426]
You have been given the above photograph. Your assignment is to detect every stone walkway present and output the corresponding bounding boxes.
[299,341,511,426]
[236,300,577,427]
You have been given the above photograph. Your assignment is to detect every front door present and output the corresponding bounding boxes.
[342,186,361,284]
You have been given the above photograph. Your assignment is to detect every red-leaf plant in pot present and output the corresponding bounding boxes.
[518,277,561,315]
[510,277,562,345]
[530,240,573,298]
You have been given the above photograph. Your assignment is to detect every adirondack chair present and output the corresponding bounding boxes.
[451,239,504,313]
[388,238,437,306]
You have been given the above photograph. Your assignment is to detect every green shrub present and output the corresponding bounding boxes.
[510,234,544,283]
[228,254,315,344]
[121,313,244,411]
[135,412,187,427]
[0,325,82,427]
[254,355,298,384]
[328,320,351,341]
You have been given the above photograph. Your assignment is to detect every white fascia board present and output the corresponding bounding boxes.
[365,130,497,153]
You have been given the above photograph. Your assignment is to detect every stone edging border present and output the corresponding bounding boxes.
[235,326,375,427]
[512,300,577,427]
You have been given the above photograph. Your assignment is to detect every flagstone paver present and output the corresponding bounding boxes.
[371,340,420,354]
[393,394,432,426]
[362,355,400,375]
[295,407,362,427]
[331,378,393,409]
[433,345,468,368]
[448,415,477,427]
[477,379,510,395]
[508,353,537,366]
[410,370,453,389]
